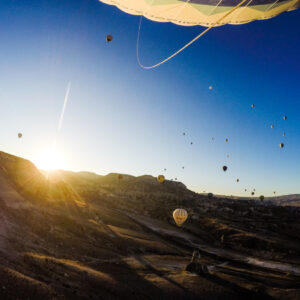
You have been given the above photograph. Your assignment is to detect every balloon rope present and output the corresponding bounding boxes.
[137,0,249,69]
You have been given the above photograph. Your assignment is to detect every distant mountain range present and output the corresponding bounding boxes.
[266,194,300,207]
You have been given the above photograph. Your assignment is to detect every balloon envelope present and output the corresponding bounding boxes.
[106,35,113,42]
[157,175,165,183]
[99,0,299,27]
[173,208,188,227]
[18,133,22,138]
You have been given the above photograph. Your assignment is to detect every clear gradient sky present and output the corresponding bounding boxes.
[0,0,299,196]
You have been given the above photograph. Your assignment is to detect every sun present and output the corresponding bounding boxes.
[34,148,64,171]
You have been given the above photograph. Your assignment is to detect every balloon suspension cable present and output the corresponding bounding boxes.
[137,0,249,69]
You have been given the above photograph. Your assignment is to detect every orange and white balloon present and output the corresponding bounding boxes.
[173,209,188,227]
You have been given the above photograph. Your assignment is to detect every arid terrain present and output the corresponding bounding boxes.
[0,150,300,299]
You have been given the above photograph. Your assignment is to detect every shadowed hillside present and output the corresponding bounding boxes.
[0,151,300,299]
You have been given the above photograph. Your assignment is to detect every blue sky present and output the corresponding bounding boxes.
[0,0,299,196]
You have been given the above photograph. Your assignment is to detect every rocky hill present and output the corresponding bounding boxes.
[266,195,300,207]
[0,151,300,299]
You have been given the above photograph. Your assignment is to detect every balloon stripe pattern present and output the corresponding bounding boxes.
[98,0,299,27]
[173,208,188,227]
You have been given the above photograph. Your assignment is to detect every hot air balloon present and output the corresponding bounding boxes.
[251,104,255,108]
[183,132,186,136]
[175,177,177,180]
[283,132,286,137]
[226,154,230,158]
[18,133,22,139]
[209,86,213,90]
[271,125,274,129]
[190,142,193,145]
[280,143,284,148]
[283,116,287,120]
[182,166,185,169]
[106,35,113,42]
[157,175,165,183]
[259,195,265,202]
[236,179,239,183]
[99,0,299,28]
[164,168,167,171]
[274,191,276,194]
[222,166,227,172]
[173,209,188,227]
[251,192,255,196]
[225,138,228,143]
[245,189,247,192]
[98,0,299,70]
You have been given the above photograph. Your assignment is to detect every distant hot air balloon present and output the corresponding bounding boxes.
[175,177,177,180]
[182,166,185,169]
[106,35,113,42]
[190,142,193,145]
[164,168,167,171]
[259,195,265,202]
[271,125,274,129]
[222,166,228,172]
[283,132,286,137]
[274,191,276,194]
[225,138,228,143]
[157,175,165,183]
[226,154,230,158]
[283,116,287,120]
[251,192,255,196]
[279,143,284,148]
[183,132,186,136]
[236,179,239,183]
[209,86,213,90]
[245,189,247,192]
[173,209,188,227]
[18,133,22,139]
[251,104,255,108]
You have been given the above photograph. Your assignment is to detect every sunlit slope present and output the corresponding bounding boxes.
[0,151,300,299]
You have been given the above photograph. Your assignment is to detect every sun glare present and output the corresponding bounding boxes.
[34,148,64,171]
